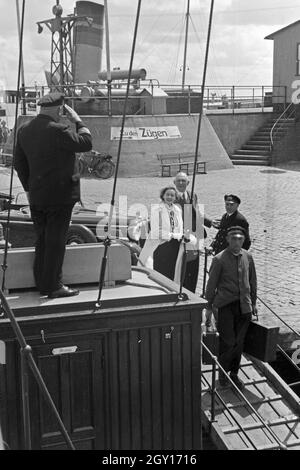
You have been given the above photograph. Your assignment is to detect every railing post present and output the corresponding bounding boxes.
[232,86,235,114]
[188,85,191,115]
[207,87,209,110]
[199,326,203,450]
[262,86,264,113]
[284,86,287,111]
[21,84,26,115]
[151,80,154,116]
[211,356,217,424]
[21,346,32,450]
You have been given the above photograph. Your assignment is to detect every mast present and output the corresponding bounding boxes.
[104,0,112,115]
[15,0,26,114]
[190,0,214,199]
[182,0,190,90]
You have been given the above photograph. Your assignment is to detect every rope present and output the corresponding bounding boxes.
[1,0,26,291]
[177,0,215,300]
[190,0,214,201]
[96,0,142,306]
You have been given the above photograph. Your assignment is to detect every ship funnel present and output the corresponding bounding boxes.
[74,1,104,83]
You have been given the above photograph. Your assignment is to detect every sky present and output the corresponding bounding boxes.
[1,0,300,91]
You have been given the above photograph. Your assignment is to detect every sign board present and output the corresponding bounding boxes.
[111,126,182,141]
[52,346,78,356]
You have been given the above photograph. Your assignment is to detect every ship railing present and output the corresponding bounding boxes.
[0,289,75,450]
[201,339,288,450]
[257,296,300,391]
[6,84,288,117]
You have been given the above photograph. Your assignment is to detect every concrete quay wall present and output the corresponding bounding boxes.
[15,114,233,177]
[207,111,274,155]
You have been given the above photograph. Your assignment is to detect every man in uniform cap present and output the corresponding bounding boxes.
[205,225,257,390]
[210,194,251,255]
[15,92,92,298]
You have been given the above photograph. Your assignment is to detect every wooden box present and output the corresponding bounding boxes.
[0,242,131,290]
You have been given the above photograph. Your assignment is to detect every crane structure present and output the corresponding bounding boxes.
[36,1,93,92]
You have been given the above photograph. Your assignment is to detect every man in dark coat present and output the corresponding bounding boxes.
[14,92,92,298]
[210,194,251,255]
[174,172,213,293]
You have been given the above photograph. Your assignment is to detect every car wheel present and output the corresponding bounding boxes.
[94,160,115,179]
[66,224,98,245]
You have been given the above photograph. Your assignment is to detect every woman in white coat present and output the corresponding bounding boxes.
[139,186,184,282]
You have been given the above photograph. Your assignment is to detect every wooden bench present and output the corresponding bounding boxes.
[157,153,207,177]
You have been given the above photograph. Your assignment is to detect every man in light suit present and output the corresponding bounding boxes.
[173,172,212,293]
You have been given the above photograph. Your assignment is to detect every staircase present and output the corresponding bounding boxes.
[230,113,295,166]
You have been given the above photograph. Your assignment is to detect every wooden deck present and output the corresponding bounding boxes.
[201,355,300,450]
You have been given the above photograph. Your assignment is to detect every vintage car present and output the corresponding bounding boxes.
[0,192,142,265]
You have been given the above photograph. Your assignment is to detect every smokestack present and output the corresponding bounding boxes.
[73,1,104,83]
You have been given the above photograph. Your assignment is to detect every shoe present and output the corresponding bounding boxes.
[48,285,80,299]
[230,373,244,391]
[40,290,48,296]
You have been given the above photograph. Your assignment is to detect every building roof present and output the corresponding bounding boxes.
[265,20,300,40]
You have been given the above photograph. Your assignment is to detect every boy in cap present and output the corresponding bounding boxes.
[15,92,92,298]
[210,194,251,255]
[205,226,257,389]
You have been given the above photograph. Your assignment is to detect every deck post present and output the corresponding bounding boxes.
[210,357,217,424]
[20,346,32,450]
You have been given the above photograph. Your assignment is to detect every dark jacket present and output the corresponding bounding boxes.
[211,210,251,254]
[15,115,92,206]
[176,191,212,237]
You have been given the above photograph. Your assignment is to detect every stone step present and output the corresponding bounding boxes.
[256,130,285,135]
[247,140,270,146]
[249,137,271,143]
[242,145,270,151]
[236,149,270,156]
[231,154,270,161]
[231,159,270,166]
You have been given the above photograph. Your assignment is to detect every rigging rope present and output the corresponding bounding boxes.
[190,0,214,201]
[96,0,142,307]
[177,0,215,300]
[1,0,26,292]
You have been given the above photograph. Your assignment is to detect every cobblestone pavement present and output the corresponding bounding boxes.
[2,164,300,348]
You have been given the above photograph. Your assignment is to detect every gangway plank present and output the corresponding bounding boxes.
[201,355,300,450]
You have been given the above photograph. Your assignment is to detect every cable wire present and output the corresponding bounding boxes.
[96,0,142,307]
[1,0,26,291]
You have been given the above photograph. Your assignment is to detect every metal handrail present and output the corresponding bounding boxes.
[201,340,287,450]
[258,296,300,340]
[270,102,295,151]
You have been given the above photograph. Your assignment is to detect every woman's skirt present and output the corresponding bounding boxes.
[153,238,180,281]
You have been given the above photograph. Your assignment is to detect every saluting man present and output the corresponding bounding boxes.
[14,92,92,298]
